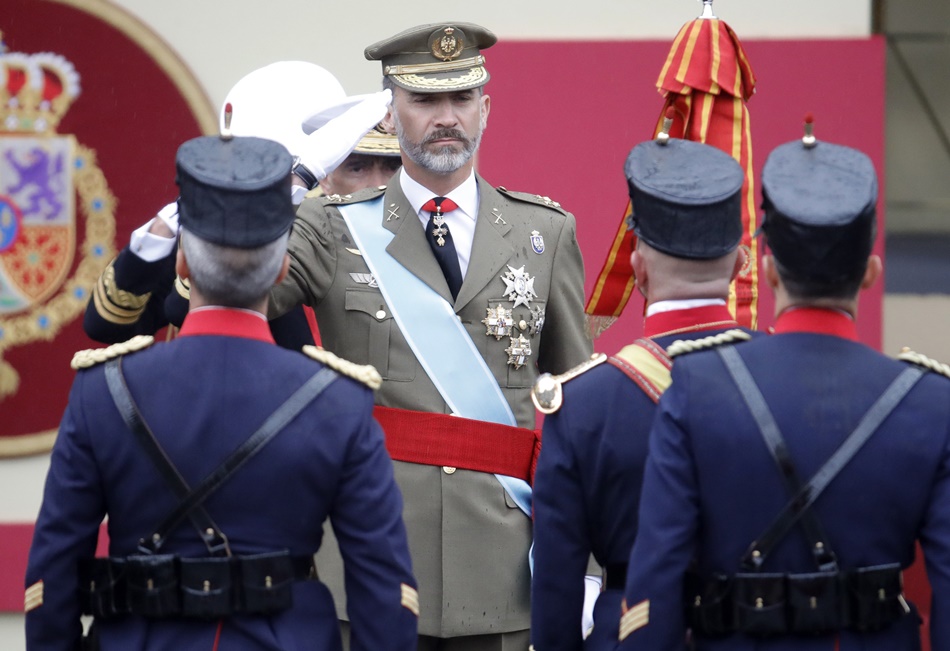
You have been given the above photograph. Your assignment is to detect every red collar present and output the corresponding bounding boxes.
[177,308,275,344]
[772,307,857,341]
[643,304,739,338]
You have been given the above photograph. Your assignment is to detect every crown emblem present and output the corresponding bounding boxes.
[0,30,81,134]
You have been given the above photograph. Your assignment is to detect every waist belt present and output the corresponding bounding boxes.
[687,564,910,637]
[374,406,541,484]
[604,562,628,591]
[79,551,316,620]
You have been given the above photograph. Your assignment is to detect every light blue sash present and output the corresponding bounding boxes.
[339,198,532,516]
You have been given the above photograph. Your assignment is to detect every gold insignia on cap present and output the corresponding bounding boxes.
[24,580,44,612]
[619,599,650,641]
[401,583,420,616]
[431,27,464,61]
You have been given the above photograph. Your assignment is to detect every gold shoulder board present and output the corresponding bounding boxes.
[496,187,568,215]
[302,345,382,390]
[70,335,155,370]
[897,348,950,379]
[666,329,752,359]
[321,185,385,206]
[304,186,326,200]
[531,353,608,414]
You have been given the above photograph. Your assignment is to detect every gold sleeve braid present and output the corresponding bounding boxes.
[91,261,152,325]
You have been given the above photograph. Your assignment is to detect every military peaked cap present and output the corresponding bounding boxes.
[365,22,497,93]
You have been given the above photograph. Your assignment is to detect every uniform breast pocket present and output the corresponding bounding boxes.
[483,298,546,389]
[344,288,414,382]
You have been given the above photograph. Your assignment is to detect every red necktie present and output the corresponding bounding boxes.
[422,196,463,300]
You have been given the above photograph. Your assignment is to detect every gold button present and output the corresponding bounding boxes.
[442,466,456,475]
[376,310,387,319]
[519,320,528,330]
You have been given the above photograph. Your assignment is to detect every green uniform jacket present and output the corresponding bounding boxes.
[270,173,592,637]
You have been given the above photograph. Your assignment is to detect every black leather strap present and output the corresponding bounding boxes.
[146,366,339,552]
[292,159,319,190]
[747,365,924,567]
[105,358,229,556]
[717,346,838,572]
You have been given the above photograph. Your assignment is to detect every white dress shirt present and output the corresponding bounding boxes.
[399,168,478,278]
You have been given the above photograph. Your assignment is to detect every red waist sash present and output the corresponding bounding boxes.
[373,406,541,484]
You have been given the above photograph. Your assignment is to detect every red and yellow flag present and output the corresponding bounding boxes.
[585,17,759,335]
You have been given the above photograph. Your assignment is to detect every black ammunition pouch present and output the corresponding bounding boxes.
[687,564,907,637]
[847,563,907,632]
[180,556,233,618]
[80,550,314,619]
[240,551,297,615]
[732,572,787,636]
[126,554,181,617]
[786,571,846,634]
[685,573,733,636]
[79,558,127,618]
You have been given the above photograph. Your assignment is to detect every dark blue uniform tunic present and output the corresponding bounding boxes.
[27,307,418,651]
[531,303,755,651]
[621,307,950,651]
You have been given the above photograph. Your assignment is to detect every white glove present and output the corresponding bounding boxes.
[296,89,393,181]
[582,574,602,639]
[129,201,179,262]
[154,201,180,235]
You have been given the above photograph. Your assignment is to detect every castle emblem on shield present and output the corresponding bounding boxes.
[0,32,117,400]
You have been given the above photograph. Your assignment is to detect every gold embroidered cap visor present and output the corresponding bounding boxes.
[364,22,497,93]
[354,129,401,156]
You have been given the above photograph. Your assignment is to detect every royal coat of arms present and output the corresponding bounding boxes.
[0,33,117,454]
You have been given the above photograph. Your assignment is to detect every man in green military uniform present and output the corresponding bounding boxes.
[269,21,592,651]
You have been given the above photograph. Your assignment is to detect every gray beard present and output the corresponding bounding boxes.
[395,123,482,174]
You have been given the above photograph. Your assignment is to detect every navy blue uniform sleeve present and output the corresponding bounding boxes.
[920,385,950,648]
[329,386,418,651]
[531,403,589,651]
[620,365,698,650]
[269,306,316,350]
[25,373,106,651]
[83,246,175,343]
